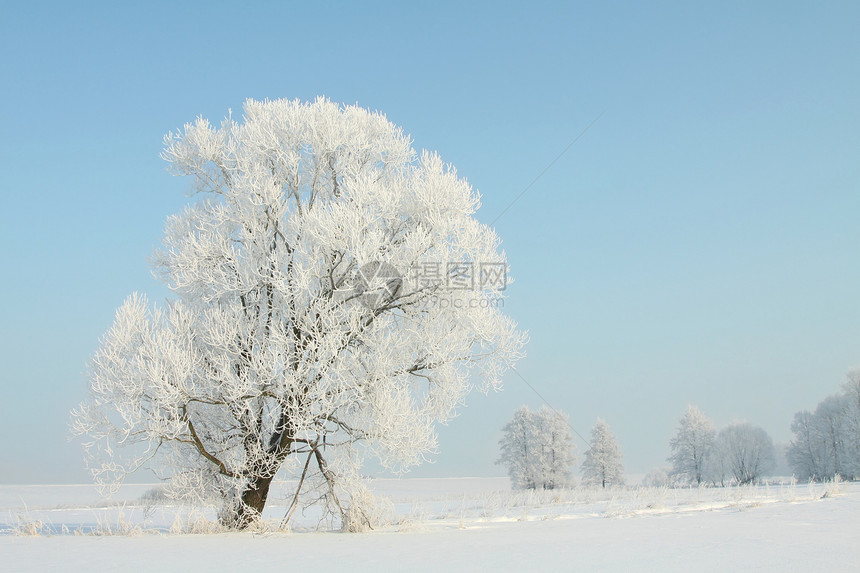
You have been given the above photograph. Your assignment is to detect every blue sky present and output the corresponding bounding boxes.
[1,1,858,483]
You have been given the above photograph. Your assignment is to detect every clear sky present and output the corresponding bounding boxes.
[1,1,858,483]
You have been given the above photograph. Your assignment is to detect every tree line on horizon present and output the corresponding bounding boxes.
[498,369,860,490]
[785,370,860,482]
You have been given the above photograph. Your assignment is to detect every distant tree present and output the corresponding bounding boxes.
[534,406,578,489]
[771,441,792,477]
[705,438,731,487]
[71,98,525,529]
[704,436,730,487]
[498,407,538,490]
[667,405,715,486]
[812,394,851,480]
[497,406,576,490]
[841,369,860,478]
[713,422,775,485]
[581,419,624,488]
[786,410,824,481]
[641,467,670,488]
[787,388,856,482]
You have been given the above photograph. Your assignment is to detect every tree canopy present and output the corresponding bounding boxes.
[72,98,525,528]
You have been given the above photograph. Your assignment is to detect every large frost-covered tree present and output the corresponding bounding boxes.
[72,98,525,528]
[667,405,715,486]
[712,422,775,485]
[581,419,624,488]
[497,406,576,490]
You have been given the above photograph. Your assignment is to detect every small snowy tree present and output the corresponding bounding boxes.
[497,406,576,490]
[713,422,775,485]
[667,405,715,486]
[581,419,624,488]
[497,407,538,490]
[533,406,577,489]
[72,98,525,528]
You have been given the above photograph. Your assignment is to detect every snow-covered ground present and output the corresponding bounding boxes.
[2,478,858,572]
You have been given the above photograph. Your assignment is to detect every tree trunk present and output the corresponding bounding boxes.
[226,474,275,529]
[222,414,297,528]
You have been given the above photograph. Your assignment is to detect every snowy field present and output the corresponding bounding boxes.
[2,478,859,572]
